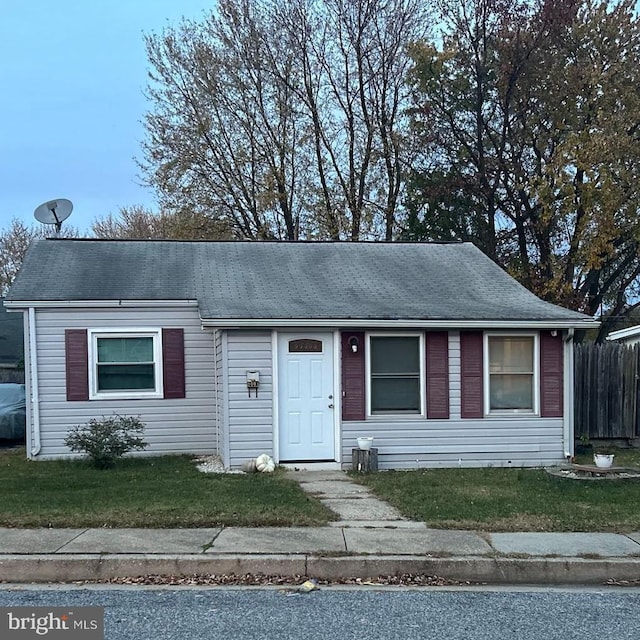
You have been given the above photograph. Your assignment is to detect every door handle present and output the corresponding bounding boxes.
[328,403,334,409]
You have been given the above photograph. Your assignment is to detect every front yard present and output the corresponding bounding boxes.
[0,449,335,528]
[353,448,640,533]
[4,447,640,532]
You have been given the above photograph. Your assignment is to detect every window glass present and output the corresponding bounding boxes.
[371,337,420,374]
[96,337,156,392]
[97,337,154,363]
[489,337,533,373]
[488,336,534,411]
[288,339,322,353]
[489,374,533,410]
[371,378,420,412]
[370,336,420,414]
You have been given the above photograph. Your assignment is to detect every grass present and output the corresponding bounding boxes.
[0,448,335,528]
[352,448,640,533]
[574,447,640,467]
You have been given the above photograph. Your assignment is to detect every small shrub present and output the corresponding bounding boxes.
[64,415,147,469]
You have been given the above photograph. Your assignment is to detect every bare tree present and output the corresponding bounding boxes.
[316,0,427,240]
[141,0,430,240]
[142,1,307,240]
[91,205,230,239]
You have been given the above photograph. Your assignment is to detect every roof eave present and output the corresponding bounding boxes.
[606,325,640,341]
[3,299,199,309]
[200,317,600,330]
[3,300,598,330]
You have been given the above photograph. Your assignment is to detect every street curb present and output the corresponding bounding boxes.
[308,555,640,584]
[1,554,640,585]
[0,555,306,583]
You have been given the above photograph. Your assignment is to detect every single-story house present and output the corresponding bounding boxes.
[5,239,598,469]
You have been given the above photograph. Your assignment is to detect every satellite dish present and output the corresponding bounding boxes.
[34,198,73,234]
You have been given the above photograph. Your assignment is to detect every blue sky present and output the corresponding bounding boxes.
[0,1,214,233]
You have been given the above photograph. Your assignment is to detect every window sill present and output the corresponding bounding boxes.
[89,390,163,401]
[366,414,426,421]
[485,411,539,418]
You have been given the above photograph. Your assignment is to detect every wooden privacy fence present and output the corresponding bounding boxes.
[574,342,640,439]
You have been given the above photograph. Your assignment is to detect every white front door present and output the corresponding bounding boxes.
[278,332,336,462]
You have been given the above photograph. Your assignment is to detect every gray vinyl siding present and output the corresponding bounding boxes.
[341,329,566,469]
[448,331,461,419]
[33,306,217,458]
[225,331,273,467]
[341,418,565,469]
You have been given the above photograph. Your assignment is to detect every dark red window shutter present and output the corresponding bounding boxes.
[341,331,365,421]
[163,328,185,399]
[65,329,89,401]
[460,331,483,418]
[540,331,563,417]
[426,331,450,419]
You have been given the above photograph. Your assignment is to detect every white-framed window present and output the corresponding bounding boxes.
[88,330,163,400]
[367,333,424,415]
[484,333,538,415]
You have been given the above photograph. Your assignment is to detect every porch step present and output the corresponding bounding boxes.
[286,470,350,482]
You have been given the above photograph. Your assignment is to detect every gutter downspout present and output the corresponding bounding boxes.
[28,307,41,457]
[563,328,575,460]
[213,329,219,456]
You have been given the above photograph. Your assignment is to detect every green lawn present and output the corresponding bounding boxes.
[0,448,335,528]
[352,448,640,533]
[573,447,640,468]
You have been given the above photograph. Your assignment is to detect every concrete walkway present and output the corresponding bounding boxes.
[0,471,639,586]
[285,470,426,528]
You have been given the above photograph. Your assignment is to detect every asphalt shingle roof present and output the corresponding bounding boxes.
[6,239,594,324]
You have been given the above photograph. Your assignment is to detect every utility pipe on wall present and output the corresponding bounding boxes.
[213,328,219,456]
[562,328,575,460]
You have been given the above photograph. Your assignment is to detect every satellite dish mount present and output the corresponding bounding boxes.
[34,198,73,235]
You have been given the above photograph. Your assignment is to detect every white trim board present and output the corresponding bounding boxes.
[202,318,599,330]
[4,300,598,329]
[606,325,640,341]
[4,299,198,309]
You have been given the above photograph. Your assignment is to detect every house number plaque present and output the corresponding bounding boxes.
[289,339,322,353]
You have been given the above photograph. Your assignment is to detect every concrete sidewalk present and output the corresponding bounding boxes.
[0,526,639,585]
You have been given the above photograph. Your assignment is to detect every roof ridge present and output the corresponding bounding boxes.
[41,237,468,246]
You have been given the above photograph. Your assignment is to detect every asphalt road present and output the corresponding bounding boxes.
[0,586,638,640]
